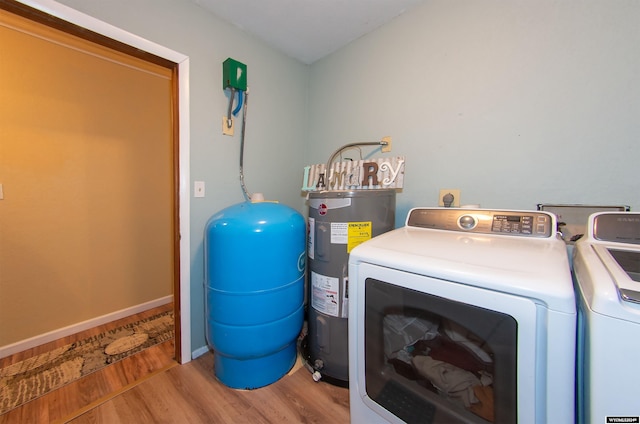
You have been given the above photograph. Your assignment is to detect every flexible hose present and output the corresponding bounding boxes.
[226,88,235,129]
[232,90,243,116]
[239,90,251,201]
[322,140,389,189]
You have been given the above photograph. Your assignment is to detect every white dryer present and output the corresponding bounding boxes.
[573,212,640,423]
[348,208,576,423]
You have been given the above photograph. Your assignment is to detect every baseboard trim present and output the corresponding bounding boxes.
[0,295,173,359]
[191,345,210,360]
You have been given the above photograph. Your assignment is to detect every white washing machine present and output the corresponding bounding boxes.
[573,212,640,423]
[348,208,576,424]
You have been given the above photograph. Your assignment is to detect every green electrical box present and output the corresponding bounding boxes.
[223,58,247,91]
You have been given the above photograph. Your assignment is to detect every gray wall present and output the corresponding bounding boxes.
[309,0,640,226]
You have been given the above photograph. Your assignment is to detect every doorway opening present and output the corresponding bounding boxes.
[0,0,191,364]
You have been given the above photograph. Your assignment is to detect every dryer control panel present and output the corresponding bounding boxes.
[406,208,554,238]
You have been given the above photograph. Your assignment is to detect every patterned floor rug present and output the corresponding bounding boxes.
[0,310,174,415]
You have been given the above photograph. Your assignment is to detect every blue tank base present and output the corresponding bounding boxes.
[213,342,298,390]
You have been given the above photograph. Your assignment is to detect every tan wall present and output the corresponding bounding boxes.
[0,9,174,346]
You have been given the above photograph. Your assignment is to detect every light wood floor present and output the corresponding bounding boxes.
[68,352,350,423]
[0,305,350,423]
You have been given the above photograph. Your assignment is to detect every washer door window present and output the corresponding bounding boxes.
[364,278,517,423]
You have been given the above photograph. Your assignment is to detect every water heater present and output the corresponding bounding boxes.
[307,189,396,385]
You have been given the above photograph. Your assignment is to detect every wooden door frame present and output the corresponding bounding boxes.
[2,0,192,364]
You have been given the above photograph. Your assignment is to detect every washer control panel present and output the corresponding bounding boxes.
[406,208,554,238]
[592,213,640,245]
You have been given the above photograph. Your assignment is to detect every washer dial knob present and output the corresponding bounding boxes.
[458,215,477,230]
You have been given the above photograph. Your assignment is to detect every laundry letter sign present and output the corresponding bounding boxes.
[302,156,405,192]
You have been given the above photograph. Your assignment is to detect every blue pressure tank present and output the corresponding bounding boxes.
[204,200,306,389]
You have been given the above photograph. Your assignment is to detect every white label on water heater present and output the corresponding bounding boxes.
[330,222,348,244]
[311,271,339,317]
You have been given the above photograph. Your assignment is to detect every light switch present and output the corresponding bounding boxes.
[194,181,205,198]
[0,184,3,200]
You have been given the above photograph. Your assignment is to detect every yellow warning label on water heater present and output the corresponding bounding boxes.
[347,221,372,253]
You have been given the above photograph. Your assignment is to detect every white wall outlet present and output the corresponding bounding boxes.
[439,189,460,207]
[194,181,205,198]
[222,116,234,136]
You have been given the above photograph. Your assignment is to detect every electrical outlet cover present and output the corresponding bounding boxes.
[439,189,460,207]
[222,116,234,136]
[381,136,392,153]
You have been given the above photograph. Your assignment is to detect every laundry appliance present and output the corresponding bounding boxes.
[348,207,576,423]
[573,211,640,423]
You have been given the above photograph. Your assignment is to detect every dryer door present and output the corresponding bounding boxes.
[350,263,539,424]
